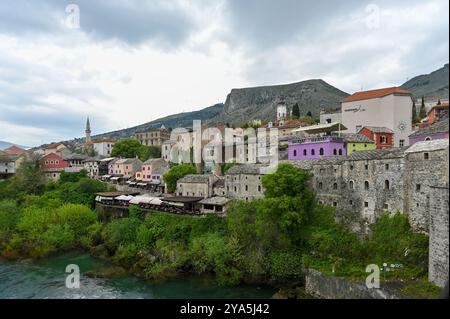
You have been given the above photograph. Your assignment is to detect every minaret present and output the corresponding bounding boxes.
[85,117,92,144]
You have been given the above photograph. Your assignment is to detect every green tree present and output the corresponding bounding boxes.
[138,145,161,161]
[419,96,427,119]
[221,162,237,175]
[163,164,197,193]
[111,138,143,159]
[292,103,300,118]
[262,163,315,203]
[412,100,420,124]
[437,99,441,105]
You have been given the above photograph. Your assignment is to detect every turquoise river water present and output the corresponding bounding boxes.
[0,252,276,299]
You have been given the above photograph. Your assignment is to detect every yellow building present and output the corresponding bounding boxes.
[342,133,376,154]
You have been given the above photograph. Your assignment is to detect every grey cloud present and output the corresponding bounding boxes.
[0,0,198,47]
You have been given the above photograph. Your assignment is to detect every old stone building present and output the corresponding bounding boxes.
[134,128,170,147]
[404,140,449,232]
[225,164,268,201]
[176,174,219,198]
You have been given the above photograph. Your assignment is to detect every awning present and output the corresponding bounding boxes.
[137,183,147,186]
[102,175,111,179]
[129,195,160,205]
[110,177,121,181]
[114,195,134,201]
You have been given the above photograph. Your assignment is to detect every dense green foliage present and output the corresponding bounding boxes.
[0,169,111,259]
[163,164,197,193]
[0,157,46,200]
[111,138,161,161]
[0,162,431,294]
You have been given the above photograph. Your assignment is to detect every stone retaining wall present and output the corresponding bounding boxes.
[305,268,403,299]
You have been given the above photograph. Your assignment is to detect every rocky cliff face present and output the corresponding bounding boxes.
[402,63,449,99]
[207,79,349,125]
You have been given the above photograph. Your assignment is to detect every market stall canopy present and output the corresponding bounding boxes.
[293,122,347,135]
[114,195,134,201]
[129,195,162,205]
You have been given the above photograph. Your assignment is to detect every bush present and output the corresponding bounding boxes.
[163,164,197,193]
[102,218,141,251]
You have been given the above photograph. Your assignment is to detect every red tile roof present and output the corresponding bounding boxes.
[4,146,26,155]
[46,143,65,149]
[343,87,411,103]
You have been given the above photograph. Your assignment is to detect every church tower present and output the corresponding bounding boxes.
[85,117,92,144]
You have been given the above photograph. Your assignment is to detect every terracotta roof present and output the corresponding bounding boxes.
[46,143,65,149]
[92,138,116,143]
[4,145,26,155]
[261,119,309,129]
[343,87,411,103]
[409,114,449,137]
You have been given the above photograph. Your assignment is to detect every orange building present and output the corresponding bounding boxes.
[359,126,395,149]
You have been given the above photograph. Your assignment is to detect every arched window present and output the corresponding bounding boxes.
[333,149,337,155]
[319,148,324,156]
[338,149,343,156]
[425,137,432,141]
[311,149,315,156]
[318,182,323,190]
[364,181,370,190]
[293,150,297,157]
[349,180,354,189]
[333,183,338,190]
[303,149,307,156]
[385,180,390,190]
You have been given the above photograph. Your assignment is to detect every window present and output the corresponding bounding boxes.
[338,149,343,156]
[333,183,338,190]
[425,137,432,141]
[364,201,369,208]
[234,187,237,192]
[399,140,405,147]
[333,149,337,155]
[364,144,367,148]
[303,149,307,156]
[349,181,354,189]
[424,152,429,160]
[383,203,389,210]
[350,165,354,170]
[318,182,323,190]
[365,164,369,170]
[311,149,315,156]
[293,150,297,157]
[416,184,421,191]
[245,185,248,191]
[333,202,338,207]
[318,200,324,205]
[364,181,370,190]
[385,164,389,170]
[349,200,353,205]
[384,180,390,190]
[258,185,262,192]
[380,135,387,144]
[319,148,324,156]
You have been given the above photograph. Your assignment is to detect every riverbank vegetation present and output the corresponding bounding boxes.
[0,161,435,296]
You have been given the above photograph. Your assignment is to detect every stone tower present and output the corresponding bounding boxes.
[85,116,92,144]
[277,97,287,121]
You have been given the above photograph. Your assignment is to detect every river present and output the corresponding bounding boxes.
[0,252,276,299]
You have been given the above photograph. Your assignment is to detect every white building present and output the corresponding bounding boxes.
[320,110,342,124]
[93,139,115,157]
[277,100,287,121]
[341,87,413,147]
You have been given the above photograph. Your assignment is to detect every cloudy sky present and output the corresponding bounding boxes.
[0,0,448,147]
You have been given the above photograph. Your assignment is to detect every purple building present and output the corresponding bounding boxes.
[409,115,449,145]
[288,136,347,160]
